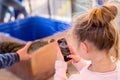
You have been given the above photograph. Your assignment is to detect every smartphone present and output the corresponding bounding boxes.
[57,38,71,62]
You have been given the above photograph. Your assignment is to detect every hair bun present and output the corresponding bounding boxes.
[102,5,118,22]
[89,5,118,26]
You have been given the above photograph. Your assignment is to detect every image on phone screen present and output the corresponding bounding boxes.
[57,38,71,61]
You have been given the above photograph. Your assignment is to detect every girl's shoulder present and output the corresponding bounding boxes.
[69,62,120,80]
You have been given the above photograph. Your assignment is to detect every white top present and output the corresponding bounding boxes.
[54,60,120,80]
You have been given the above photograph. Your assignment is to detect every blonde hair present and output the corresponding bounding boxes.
[107,0,120,32]
[73,5,119,61]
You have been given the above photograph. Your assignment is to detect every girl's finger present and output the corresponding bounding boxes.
[68,55,81,63]
[68,54,75,58]
[68,45,75,54]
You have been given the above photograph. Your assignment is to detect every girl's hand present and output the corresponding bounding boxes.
[16,42,32,61]
[69,55,81,63]
[56,44,64,61]
[56,39,66,62]
[57,51,64,61]
[68,46,81,63]
[56,39,81,62]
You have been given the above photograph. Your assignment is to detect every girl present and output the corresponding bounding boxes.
[54,4,120,80]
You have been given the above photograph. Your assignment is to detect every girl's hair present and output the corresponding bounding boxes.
[73,5,119,61]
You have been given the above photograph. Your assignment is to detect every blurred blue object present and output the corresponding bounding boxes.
[98,0,103,6]
[0,16,71,41]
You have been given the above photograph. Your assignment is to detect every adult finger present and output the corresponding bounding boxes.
[24,41,32,49]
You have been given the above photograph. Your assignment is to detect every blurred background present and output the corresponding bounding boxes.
[1,0,93,23]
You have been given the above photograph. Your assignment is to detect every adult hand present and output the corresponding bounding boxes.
[16,42,32,61]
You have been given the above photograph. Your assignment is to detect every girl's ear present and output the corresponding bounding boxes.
[81,42,88,53]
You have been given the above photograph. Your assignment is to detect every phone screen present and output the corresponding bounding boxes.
[57,38,71,61]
